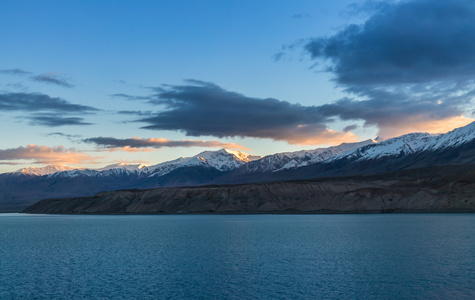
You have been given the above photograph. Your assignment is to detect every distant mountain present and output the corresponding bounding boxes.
[13,165,79,176]
[0,149,260,211]
[24,164,475,214]
[146,149,261,177]
[3,122,475,212]
[237,139,376,174]
[220,122,475,184]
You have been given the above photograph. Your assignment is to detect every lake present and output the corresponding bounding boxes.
[0,213,474,299]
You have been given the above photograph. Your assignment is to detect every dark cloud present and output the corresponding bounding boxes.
[84,136,248,151]
[0,92,98,127]
[305,0,475,86]
[0,69,32,76]
[0,92,98,112]
[301,0,475,138]
[29,114,93,127]
[343,124,358,132]
[32,73,74,88]
[133,80,355,145]
[118,110,153,116]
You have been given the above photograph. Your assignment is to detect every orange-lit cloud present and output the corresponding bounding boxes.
[278,127,358,145]
[377,115,475,140]
[0,144,101,165]
[84,137,249,151]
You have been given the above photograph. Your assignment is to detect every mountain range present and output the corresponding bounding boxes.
[2,122,475,211]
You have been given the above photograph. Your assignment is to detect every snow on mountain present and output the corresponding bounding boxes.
[147,149,261,177]
[13,165,79,176]
[13,149,258,179]
[333,133,435,162]
[8,122,475,179]
[330,121,475,162]
[422,121,475,151]
[97,163,148,171]
[242,139,377,173]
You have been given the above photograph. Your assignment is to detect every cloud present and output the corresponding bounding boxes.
[32,73,74,88]
[84,136,249,151]
[0,92,98,112]
[1,69,75,88]
[47,132,83,138]
[0,162,21,165]
[305,0,475,86]
[110,93,150,101]
[343,124,358,132]
[0,144,100,165]
[118,110,153,116]
[292,13,311,19]
[46,132,83,143]
[302,0,475,138]
[131,80,354,145]
[29,114,93,127]
[0,92,98,127]
[0,69,32,76]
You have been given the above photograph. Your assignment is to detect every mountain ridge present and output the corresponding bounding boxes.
[3,122,475,211]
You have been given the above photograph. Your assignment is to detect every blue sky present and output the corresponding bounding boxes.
[1,0,474,172]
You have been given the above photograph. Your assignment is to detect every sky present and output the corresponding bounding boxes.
[1,0,474,173]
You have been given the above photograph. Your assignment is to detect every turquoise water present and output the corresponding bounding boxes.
[0,213,474,299]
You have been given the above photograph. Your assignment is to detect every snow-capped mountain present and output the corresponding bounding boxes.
[3,122,475,211]
[217,121,475,184]
[330,122,475,163]
[329,133,435,162]
[421,120,475,151]
[13,149,261,179]
[147,149,261,177]
[238,139,377,173]
[97,163,148,172]
[13,165,79,176]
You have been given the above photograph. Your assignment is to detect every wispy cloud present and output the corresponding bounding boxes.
[0,69,33,76]
[32,73,74,88]
[110,93,151,101]
[117,110,153,116]
[1,68,75,88]
[0,92,97,112]
[47,132,83,138]
[84,136,249,151]
[29,114,93,127]
[292,13,311,19]
[0,162,22,165]
[124,80,355,145]
[0,144,100,165]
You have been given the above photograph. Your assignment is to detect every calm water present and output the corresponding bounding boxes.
[0,214,474,299]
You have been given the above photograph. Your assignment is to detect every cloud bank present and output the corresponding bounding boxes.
[0,145,100,165]
[133,80,355,145]
[303,0,475,138]
[84,137,249,151]
[0,92,98,127]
